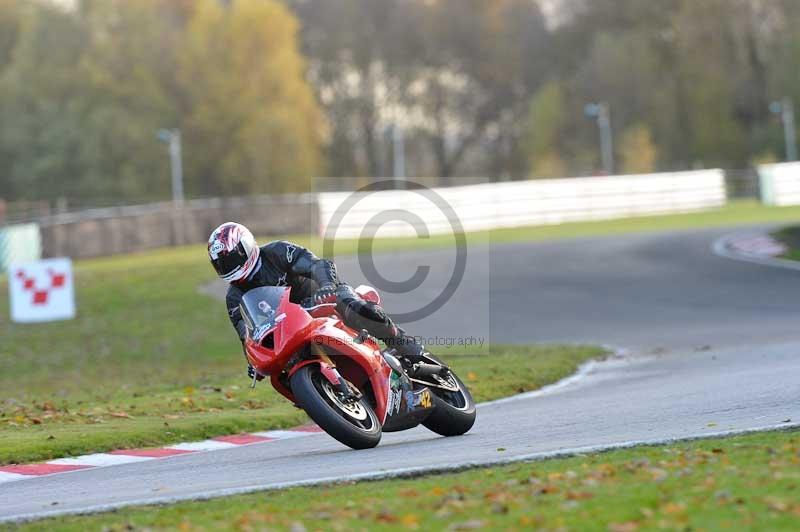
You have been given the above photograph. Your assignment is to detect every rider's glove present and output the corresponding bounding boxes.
[301,285,337,308]
[247,364,265,381]
[335,283,359,304]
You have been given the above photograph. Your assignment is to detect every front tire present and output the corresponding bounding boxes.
[291,365,382,450]
[421,369,476,436]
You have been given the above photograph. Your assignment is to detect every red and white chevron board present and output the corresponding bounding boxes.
[0,425,322,485]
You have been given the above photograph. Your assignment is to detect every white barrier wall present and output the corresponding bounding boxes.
[318,170,727,238]
[758,162,800,206]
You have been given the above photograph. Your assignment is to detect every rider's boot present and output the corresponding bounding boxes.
[388,330,427,363]
[390,333,450,378]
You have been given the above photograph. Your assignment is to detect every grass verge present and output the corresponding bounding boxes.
[772,225,800,261]
[12,428,800,531]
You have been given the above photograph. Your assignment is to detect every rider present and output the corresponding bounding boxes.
[207,222,427,378]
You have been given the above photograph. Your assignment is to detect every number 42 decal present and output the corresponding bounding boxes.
[419,390,433,409]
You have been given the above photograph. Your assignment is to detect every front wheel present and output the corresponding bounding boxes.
[290,365,381,450]
[421,369,476,437]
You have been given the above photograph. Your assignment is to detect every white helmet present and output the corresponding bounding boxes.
[208,222,260,282]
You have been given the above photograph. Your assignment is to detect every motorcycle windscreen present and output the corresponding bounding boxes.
[240,286,289,341]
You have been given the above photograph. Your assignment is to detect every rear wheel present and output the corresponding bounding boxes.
[421,368,476,437]
[291,365,381,449]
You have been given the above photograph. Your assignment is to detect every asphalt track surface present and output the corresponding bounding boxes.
[4,225,800,522]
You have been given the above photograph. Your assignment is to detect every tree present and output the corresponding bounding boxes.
[0,0,22,198]
[289,0,421,179]
[524,81,568,178]
[290,0,551,183]
[0,0,323,204]
[72,0,187,203]
[0,1,89,201]
[0,0,21,68]
[620,124,658,174]
[179,0,323,195]
[672,0,747,168]
[409,0,551,182]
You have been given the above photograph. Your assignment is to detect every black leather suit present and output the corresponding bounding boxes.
[225,240,411,351]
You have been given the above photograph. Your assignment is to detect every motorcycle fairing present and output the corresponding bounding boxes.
[381,369,434,432]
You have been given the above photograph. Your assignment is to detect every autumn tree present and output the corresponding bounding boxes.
[0,0,322,204]
[620,124,658,174]
[0,1,88,202]
[524,81,568,178]
[179,0,323,196]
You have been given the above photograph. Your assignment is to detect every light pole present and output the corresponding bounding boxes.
[157,128,184,203]
[392,122,406,188]
[770,97,798,162]
[584,102,615,175]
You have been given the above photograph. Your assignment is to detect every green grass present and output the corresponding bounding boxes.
[13,428,800,531]
[1,200,796,465]
[772,225,800,261]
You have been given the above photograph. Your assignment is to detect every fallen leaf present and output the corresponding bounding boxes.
[448,519,485,530]
[661,502,686,515]
[109,412,134,419]
[765,497,789,512]
[649,468,668,482]
[566,491,594,501]
[466,372,477,382]
[608,521,639,532]
[536,484,559,495]
[491,502,508,514]
[375,509,397,523]
[401,514,419,528]
[715,490,731,503]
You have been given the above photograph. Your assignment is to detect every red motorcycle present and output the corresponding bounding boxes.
[240,285,476,449]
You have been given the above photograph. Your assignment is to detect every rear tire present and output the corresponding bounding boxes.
[421,370,476,437]
[291,365,381,450]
